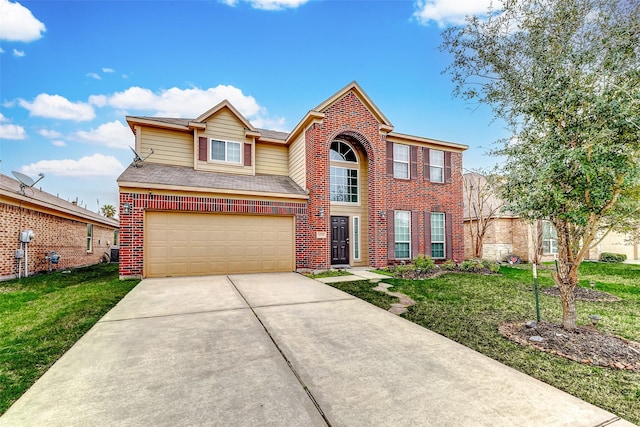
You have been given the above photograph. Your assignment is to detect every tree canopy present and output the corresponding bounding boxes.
[441,0,640,329]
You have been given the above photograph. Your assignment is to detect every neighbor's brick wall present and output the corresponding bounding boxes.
[0,202,116,280]
[303,91,465,270]
[118,192,308,278]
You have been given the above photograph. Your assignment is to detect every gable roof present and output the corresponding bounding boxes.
[313,81,394,131]
[195,100,257,132]
[0,173,119,228]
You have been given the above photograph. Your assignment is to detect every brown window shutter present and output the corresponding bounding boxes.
[445,212,453,259]
[244,143,252,166]
[423,147,430,181]
[445,151,452,183]
[411,211,419,258]
[410,146,418,180]
[387,210,395,260]
[386,141,394,177]
[424,211,432,257]
[198,136,207,161]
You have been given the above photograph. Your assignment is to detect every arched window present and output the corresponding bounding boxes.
[330,141,357,163]
[330,140,358,203]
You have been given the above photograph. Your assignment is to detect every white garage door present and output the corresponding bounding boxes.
[145,212,294,277]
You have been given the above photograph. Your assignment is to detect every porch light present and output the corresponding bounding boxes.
[122,202,131,215]
[588,314,601,326]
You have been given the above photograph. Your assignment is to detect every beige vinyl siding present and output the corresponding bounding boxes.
[139,127,193,167]
[288,132,306,188]
[255,144,288,175]
[197,108,254,175]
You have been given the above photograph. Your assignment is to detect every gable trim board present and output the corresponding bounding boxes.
[118,82,467,278]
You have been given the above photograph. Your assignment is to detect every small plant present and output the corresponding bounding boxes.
[441,259,457,270]
[414,254,436,272]
[460,258,499,273]
[599,252,627,263]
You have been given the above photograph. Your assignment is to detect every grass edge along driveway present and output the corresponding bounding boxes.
[0,263,139,414]
[328,262,640,425]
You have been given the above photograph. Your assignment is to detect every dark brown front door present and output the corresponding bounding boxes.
[331,216,349,265]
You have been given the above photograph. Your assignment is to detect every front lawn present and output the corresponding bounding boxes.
[0,263,139,414]
[328,262,640,424]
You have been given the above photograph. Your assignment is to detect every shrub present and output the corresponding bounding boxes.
[600,252,627,263]
[460,259,500,273]
[441,259,457,270]
[414,254,436,271]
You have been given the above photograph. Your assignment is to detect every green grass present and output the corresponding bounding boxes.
[0,263,139,414]
[328,279,399,309]
[328,262,640,424]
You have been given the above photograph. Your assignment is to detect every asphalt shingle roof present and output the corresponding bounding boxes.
[117,163,307,196]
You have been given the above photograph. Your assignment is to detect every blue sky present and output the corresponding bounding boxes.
[0,0,507,213]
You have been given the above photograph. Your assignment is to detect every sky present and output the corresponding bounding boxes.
[0,0,508,214]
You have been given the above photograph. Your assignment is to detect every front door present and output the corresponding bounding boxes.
[331,216,349,265]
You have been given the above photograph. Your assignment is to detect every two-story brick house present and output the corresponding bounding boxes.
[117,82,467,278]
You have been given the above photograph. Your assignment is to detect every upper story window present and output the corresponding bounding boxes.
[330,140,359,204]
[430,149,445,183]
[330,140,357,162]
[393,143,410,179]
[211,139,241,163]
[542,220,558,254]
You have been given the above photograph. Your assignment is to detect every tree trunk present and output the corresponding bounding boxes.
[474,232,483,259]
[553,219,580,330]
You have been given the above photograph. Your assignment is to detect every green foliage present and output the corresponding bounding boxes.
[599,252,627,263]
[459,258,499,273]
[414,254,437,271]
[440,0,640,328]
[441,259,458,270]
[100,204,116,218]
[307,269,353,278]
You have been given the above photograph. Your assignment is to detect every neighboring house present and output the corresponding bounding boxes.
[118,82,467,278]
[463,172,639,262]
[0,173,119,281]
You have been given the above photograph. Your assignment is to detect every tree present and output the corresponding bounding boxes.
[101,204,117,218]
[463,171,505,259]
[441,0,640,329]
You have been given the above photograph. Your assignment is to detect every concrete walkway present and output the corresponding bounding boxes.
[1,273,634,426]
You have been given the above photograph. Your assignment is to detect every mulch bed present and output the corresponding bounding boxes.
[540,286,621,302]
[499,321,640,371]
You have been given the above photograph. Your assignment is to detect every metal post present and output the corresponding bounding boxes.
[533,263,541,322]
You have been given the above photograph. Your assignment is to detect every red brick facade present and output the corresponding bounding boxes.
[304,92,464,269]
[0,202,118,280]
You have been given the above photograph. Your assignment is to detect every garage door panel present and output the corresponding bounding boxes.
[145,212,294,277]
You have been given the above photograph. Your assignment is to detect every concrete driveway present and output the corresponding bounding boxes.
[0,273,634,426]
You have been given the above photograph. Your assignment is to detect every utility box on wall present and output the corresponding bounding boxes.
[19,230,34,243]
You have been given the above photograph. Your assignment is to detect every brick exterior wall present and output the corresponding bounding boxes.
[304,92,464,269]
[0,202,117,280]
[118,192,307,278]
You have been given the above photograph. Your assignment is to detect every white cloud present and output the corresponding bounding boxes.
[414,0,502,27]
[0,47,4,53]
[52,140,66,147]
[251,116,287,132]
[21,154,124,178]
[0,0,46,42]
[102,67,115,73]
[102,85,264,119]
[86,72,101,80]
[75,120,133,149]
[0,112,7,122]
[38,129,63,139]
[19,93,95,121]
[222,0,308,10]
[12,48,24,57]
[0,123,27,139]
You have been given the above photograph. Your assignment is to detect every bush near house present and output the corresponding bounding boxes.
[599,252,627,263]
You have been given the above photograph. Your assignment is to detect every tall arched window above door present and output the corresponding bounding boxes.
[330,140,359,203]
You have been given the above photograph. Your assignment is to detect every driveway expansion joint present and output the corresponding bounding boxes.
[226,276,332,427]
[98,306,250,323]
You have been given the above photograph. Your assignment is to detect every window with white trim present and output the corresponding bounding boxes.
[430,149,444,183]
[431,212,445,258]
[86,224,93,253]
[394,210,411,259]
[542,220,558,254]
[330,140,359,203]
[210,139,241,163]
[393,144,410,179]
[353,216,361,260]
